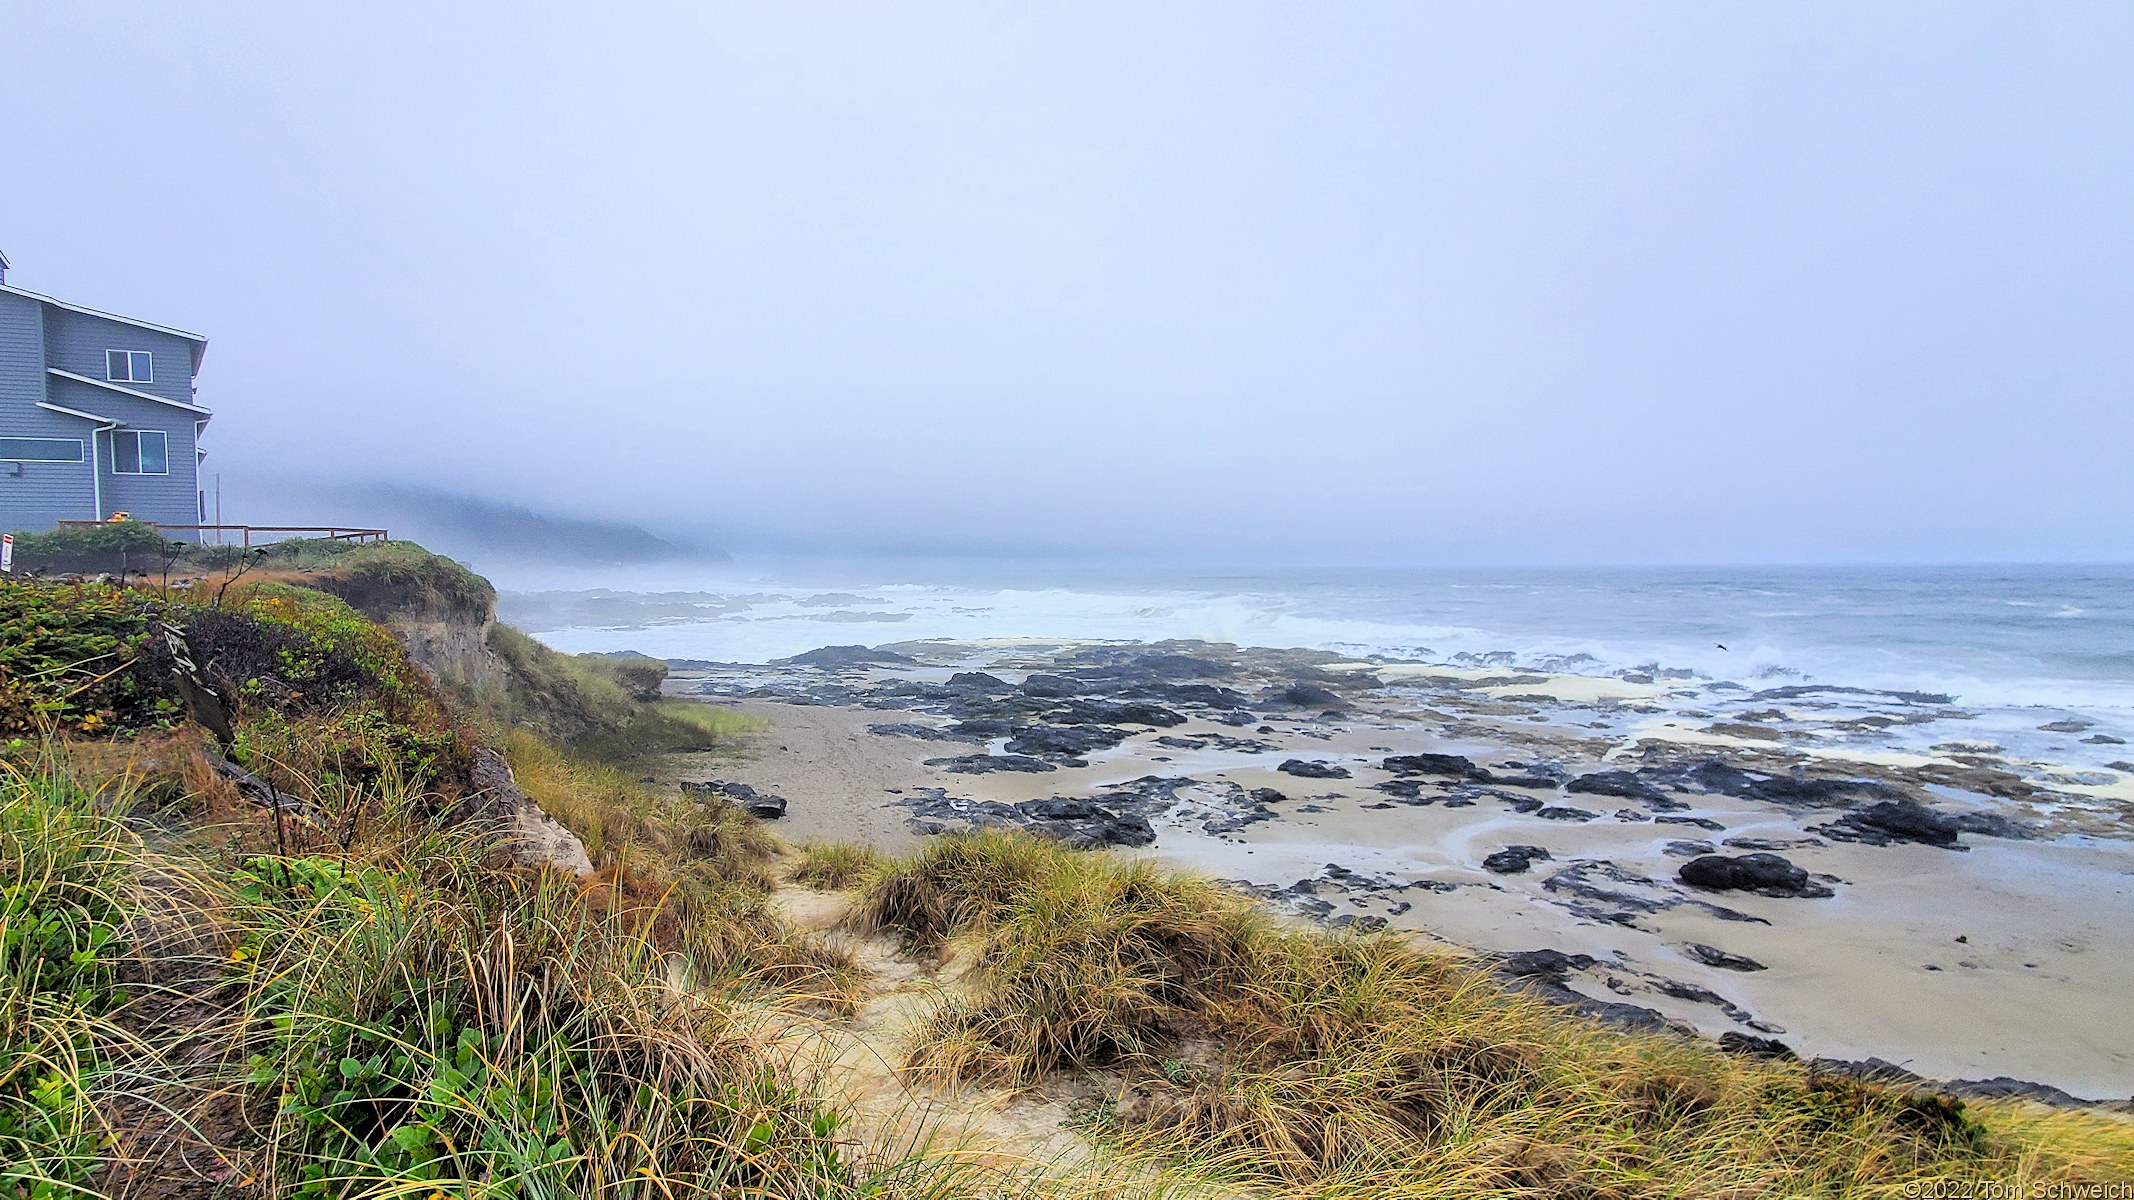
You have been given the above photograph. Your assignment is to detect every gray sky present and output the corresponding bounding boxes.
[5,3,2129,564]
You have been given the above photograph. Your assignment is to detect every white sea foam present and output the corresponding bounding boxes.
[497,558,2134,770]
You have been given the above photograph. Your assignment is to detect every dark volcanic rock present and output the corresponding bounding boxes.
[947,671,1014,693]
[1495,948,1595,978]
[1664,839,1716,857]
[1493,949,1672,1033]
[1019,673,1086,698]
[1482,845,1552,874]
[1754,684,1952,706]
[1637,759,1896,807]
[866,722,978,742]
[1069,652,1233,682]
[1535,806,1599,822]
[1264,682,1347,710]
[1744,776,1888,806]
[1004,725,1130,757]
[1130,682,1252,708]
[1643,760,1759,796]
[1490,773,1564,789]
[1719,1032,1796,1060]
[1722,837,1809,851]
[949,717,1018,738]
[1278,759,1352,779]
[1815,798,1963,847]
[783,644,914,668]
[1950,811,2040,840]
[923,753,1057,774]
[1942,1077,2094,1108]
[1656,815,1726,831]
[680,779,788,819]
[1013,798,1156,848]
[1566,770,1664,801]
[1054,699,1187,728]
[1383,753,1491,781]
[1682,943,1767,971]
[1678,852,1833,898]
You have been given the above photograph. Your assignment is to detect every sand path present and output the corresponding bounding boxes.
[763,880,1108,1171]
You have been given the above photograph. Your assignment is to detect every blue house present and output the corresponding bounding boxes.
[0,250,212,539]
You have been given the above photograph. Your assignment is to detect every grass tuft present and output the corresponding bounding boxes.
[789,841,888,891]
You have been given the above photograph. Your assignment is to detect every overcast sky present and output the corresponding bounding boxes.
[4,3,2129,564]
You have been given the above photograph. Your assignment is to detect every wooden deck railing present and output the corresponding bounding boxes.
[56,522,390,546]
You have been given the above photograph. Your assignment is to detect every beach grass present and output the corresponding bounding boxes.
[789,840,889,891]
[858,829,2134,1194]
[0,753,146,1197]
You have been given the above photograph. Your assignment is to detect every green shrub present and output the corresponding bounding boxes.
[0,579,178,737]
[292,541,496,622]
[485,626,759,762]
[223,824,862,1197]
[7,520,170,556]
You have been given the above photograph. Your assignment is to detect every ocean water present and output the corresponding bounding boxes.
[499,561,2134,772]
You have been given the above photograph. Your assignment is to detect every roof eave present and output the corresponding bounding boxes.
[48,368,213,416]
[37,401,121,425]
[0,282,208,346]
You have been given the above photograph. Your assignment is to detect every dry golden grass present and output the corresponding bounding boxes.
[789,840,889,891]
[859,830,2134,1197]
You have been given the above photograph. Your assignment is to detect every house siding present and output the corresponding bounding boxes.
[43,376,203,533]
[1,289,208,538]
[0,292,98,530]
[43,308,201,409]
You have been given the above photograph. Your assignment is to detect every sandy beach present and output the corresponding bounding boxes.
[649,638,2134,1103]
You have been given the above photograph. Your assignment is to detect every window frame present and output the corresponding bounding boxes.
[0,437,85,463]
[104,350,153,383]
[110,429,169,476]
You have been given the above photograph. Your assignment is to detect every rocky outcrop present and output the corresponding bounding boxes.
[1683,943,1766,971]
[1814,798,1963,847]
[782,645,915,668]
[1384,753,1491,781]
[680,778,789,819]
[1005,725,1130,757]
[1483,845,1552,874]
[1677,853,1833,898]
[924,753,1057,774]
[1278,759,1351,779]
[470,747,595,877]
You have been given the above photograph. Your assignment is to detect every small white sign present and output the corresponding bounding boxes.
[1,533,12,573]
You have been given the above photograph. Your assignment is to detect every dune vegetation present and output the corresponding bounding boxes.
[854,830,2134,1194]
[0,543,2127,1198]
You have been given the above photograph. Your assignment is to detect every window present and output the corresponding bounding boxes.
[105,350,153,383]
[0,437,84,462]
[112,429,167,475]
